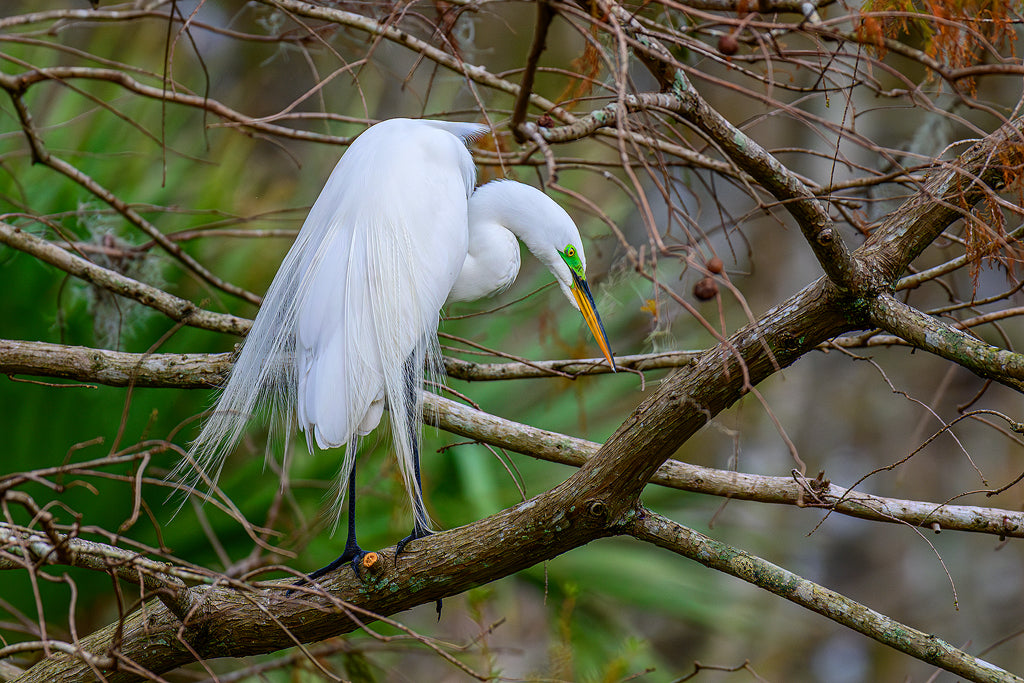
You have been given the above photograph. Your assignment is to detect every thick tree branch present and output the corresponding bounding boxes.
[0,339,233,389]
[572,278,848,520]
[870,294,1024,391]
[633,511,1023,683]
[0,339,699,387]
[14,472,624,682]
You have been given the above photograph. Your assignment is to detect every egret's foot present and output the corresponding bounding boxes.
[289,542,368,593]
[307,548,368,583]
[395,525,433,558]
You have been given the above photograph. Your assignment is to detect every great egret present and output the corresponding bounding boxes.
[181,118,615,580]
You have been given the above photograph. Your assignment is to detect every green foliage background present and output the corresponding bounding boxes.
[3,1,1024,681]
[0,4,723,680]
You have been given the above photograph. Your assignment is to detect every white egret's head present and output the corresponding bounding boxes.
[476,180,616,371]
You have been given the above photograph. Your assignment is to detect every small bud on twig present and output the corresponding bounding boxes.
[693,277,719,300]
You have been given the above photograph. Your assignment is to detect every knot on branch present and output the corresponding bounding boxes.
[362,551,382,575]
[586,499,609,522]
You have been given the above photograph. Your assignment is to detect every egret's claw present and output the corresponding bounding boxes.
[288,541,368,594]
[395,525,433,558]
[306,548,368,583]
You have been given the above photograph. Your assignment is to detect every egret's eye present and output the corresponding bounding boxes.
[558,245,585,280]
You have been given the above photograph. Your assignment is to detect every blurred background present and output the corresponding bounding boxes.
[1,0,1023,680]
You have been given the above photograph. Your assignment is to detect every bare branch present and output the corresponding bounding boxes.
[0,339,233,389]
[592,0,857,287]
[870,294,1024,391]
[0,223,250,336]
[0,522,198,620]
[254,0,575,122]
[510,0,555,139]
[632,511,1024,683]
[0,81,262,306]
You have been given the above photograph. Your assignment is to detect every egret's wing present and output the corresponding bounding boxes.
[177,118,484,527]
[296,118,482,524]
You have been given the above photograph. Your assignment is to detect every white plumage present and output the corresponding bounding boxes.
[179,118,614,573]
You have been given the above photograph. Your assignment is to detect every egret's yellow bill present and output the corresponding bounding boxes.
[569,271,616,372]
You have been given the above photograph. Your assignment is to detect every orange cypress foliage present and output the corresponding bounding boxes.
[859,0,917,46]
[856,13,888,54]
[555,29,602,107]
[958,143,1024,292]
[966,195,1005,290]
[857,0,1018,91]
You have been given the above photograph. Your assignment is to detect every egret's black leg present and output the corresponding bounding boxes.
[394,351,441,618]
[296,465,367,586]
[395,437,442,619]
[396,351,432,557]
[395,440,433,556]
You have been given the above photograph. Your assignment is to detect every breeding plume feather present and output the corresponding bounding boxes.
[178,118,615,578]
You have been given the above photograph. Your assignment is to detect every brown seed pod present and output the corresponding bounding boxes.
[693,277,719,301]
[718,34,739,56]
[707,256,724,274]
